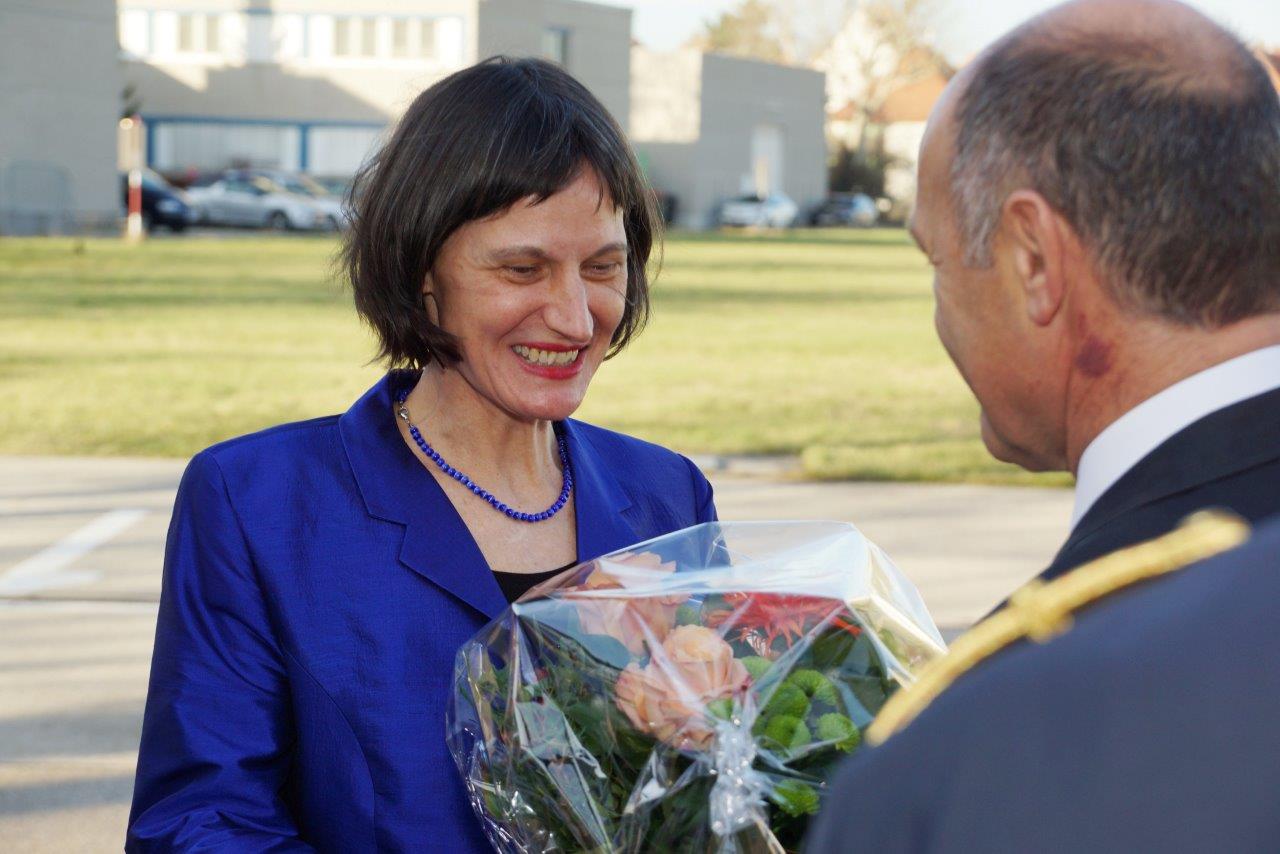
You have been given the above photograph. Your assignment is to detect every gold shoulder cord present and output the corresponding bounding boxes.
[866,510,1250,746]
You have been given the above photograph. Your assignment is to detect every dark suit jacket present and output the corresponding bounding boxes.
[805,514,1280,854]
[127,371,717,852]
[1044,386,1280,580]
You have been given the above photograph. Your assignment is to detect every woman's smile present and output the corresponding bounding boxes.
[512,343,586,378]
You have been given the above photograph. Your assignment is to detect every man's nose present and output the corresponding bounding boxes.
[544,272,594,342]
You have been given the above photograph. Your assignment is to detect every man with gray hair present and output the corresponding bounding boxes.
[917,0,1280,582]
[805,0,1280,850]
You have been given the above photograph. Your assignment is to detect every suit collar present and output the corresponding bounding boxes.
[1071,346,1280,529]
[1057,386,1280,562]
[338,371,639,619]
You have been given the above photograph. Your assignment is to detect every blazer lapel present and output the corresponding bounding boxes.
[561,419,642,565]
[338,371,508,619]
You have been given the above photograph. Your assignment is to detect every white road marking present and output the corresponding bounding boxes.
[0,509,149,595]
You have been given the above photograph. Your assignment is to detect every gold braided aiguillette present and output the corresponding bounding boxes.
[866,511,1250,746]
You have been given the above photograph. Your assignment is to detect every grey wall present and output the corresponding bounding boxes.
[632,49,827,229]
[696,54,827,228]
[545,0,630,133]
[123,64,408,124]
[0,0,122,233]
[477,0,631,133]
[630,47,701,222]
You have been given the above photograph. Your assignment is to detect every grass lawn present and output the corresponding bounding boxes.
[0,230,1067,485]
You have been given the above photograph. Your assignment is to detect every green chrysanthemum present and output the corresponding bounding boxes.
[676,604,701,626]
[761,714,811,752]
[816,713,862,752]
[705,697,735,721]
[740,655,773,682]
[770,779,820,817]
[786,669,839,706]
[763,682,809,718]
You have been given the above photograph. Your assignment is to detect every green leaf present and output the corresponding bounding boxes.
[769,779,820,817]
[763,682,809,718]
[740,655,773,681]
[815,713,862,752]
[809,628,862,672]
[787,669,838,706]
[760,714,811,753]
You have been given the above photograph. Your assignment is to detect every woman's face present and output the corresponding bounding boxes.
[426,170,630,423]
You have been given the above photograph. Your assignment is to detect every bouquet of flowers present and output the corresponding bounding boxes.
[447,521,945,852]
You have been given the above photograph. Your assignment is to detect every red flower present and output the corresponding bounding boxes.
[703,593,862,652]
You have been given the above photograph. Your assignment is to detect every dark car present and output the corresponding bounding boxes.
[807,193,879,227]
[121,169,197,232]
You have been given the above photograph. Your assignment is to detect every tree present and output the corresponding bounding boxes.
[816,0,944,152]
[828,144,887,196]
[697,0,787,63]
[694,0,859,65]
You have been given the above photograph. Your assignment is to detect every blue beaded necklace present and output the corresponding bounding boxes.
[395,388,573,523]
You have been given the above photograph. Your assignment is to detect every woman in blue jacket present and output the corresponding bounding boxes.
[127,57,717,852]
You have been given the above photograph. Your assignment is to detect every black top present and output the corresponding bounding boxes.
[492,561,577,604]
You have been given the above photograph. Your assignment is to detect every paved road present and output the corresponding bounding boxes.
[0,455,1073,851]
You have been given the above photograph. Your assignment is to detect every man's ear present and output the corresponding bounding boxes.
[1001,190,1067,327]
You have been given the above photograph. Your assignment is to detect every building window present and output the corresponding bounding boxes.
[390,18,412,57]
[291,13,462,64]
[334,16,376,57]
[177,12,221,54]
[542,27,570,65]
[388,18,439,59]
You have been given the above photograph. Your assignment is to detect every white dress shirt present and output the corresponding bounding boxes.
[1071,345,1280,530]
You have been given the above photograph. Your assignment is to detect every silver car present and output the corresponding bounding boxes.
[718,192,800,228]
[243,170,349,231]
[186,174,328,231]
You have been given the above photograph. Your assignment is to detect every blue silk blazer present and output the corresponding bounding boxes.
[127,371,717,852]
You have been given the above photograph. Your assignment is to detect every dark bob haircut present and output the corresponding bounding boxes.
[342,56,660,368]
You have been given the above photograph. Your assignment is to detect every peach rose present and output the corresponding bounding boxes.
[569,552,686,656]
[613,625,752,749]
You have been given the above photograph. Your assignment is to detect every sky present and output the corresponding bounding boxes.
[596,0,1280,63]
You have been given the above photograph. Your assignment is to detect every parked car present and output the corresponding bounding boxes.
[311,175,354,199]
[185,174,328,231]
[807,193,879,227]
[240,169,349,230]
[121,169,198,232]
[718,192,800,228]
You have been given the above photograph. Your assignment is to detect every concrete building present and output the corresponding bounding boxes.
[117,0,631,181]
[631,48,826,229]
[0,1,827,233]
[0,0,123,234]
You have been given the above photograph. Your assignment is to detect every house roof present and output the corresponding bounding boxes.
[828,101,857,122]
[871,70,950,124]
[826,47,953,126]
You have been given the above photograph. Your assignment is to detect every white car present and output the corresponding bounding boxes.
[718,193,800,228]
[246,170,350,231]
[186,175,328,231]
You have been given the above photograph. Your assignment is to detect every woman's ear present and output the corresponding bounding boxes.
[422,274,440,325]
